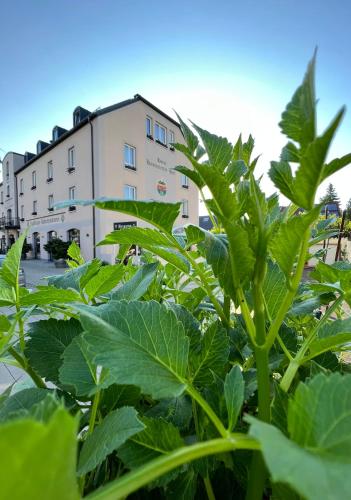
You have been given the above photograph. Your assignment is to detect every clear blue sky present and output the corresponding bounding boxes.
[1,0,350,206]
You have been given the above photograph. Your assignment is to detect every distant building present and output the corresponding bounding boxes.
[1,95,199,262]
[321,203,340,217]
[199,215,214,231]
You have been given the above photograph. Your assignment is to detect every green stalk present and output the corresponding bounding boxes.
[8,346,46,389]
[86,436,260,500]
[280,294,343,392]
[264,230,310,351]
[88,390,101,434]
[187,385,228,438]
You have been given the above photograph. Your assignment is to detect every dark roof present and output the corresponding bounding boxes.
[199,215,214,231]
[15,94,180,175]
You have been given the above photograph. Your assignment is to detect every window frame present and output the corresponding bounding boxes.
[123,184,137,200]
[32,200,37,214]
[19,178,24,194]
[31,170,37,189]
[146,116,153,138]
[48,194,54,210]
[47,161,54,181]
[124,144,136,170]
[155,122,167,146]
[181,174,189,188]
[69,186,76,201]
[169,130,175,150]
[6,185,10,197]
[181,199,189,218]
[6,162,9,179]
[68,147,75,171]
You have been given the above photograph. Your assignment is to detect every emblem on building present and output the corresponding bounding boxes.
[157,180,167,196]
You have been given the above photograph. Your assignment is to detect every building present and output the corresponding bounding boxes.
[1,95,198,262]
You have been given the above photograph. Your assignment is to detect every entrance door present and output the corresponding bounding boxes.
[47,231,57,261]
[33,232,41,259]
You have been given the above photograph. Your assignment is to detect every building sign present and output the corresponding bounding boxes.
[146,157,175,175]
[27,213,65,228]
[113,221,137,230]
[157,180,167,196]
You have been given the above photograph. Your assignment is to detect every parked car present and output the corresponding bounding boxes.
[0,255,26,286]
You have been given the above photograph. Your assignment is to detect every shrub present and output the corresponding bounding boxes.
[0,54,351,500]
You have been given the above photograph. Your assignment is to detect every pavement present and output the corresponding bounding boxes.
[0,259,67,394]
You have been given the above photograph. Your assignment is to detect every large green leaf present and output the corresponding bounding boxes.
[292,108,345,210]
[84,265,124,300]
[191,321,230,386]
[306,317,351,360]
[320,153,351,183]
[20,286,82,306]
[47,259,101,291]
[77,406,144,475]
[56,199,180,234]
[279,53,316,149]
[118,416,184,469]
[174,112,199,154]
[59,335,112,397]
[269,207,320,280]
[0,408,79,500]
[98,227,177,248]
[79,301,189,399]
[191,122,233,172]
[173,165,205,189]
[0,388,51,422]
[262,261,286,320]
[110,263,159,300]
[0,232,27,288]
[249,373,351,500]
[224,365,244,431]
[26,319,83,385]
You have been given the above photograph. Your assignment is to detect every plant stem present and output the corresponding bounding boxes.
[264,230,310,351]
[280,294,343,392]
[8,346,46,389]
[86,436,260,500]
[204,476,216,500]
[88,390,101,434]
[237,288,256,344]
[187,385,228,438]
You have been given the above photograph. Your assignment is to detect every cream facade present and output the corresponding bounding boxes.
[8,95,198,263]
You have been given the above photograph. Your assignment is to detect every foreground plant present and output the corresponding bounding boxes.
[1,54,351,500]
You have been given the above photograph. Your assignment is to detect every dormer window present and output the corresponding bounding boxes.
[53,128,59,141]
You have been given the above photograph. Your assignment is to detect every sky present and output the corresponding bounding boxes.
[1,0,351,213]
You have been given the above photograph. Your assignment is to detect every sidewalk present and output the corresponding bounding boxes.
[21,258,66,288]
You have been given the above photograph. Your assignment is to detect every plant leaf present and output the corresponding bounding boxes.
[20,287,82,306]
[263,260,286,320]
[174,112,199,154]
[67,241,85,267]
[59,335,112,397]
[320,153,351,183]
[191,123,233,173]
[98,227,177,248]
[249,373,351,500]
[191,321,230,386]
[48,259,101,292]
[0,388,52,422]
[224,365,244,431]
[307,317,351,359]
[77,406,144,475]
[173,165,205,189]
[79,301,189,399]
[0,408,79,500]
[25,319,83,385]
[269,207,320,280]
[0,232,26,288]
[110,263,159,300]
[118,416,184,469]
[84,265,125,300]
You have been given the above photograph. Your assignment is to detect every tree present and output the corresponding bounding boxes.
[320,183,341,215]
[346,198,351,220]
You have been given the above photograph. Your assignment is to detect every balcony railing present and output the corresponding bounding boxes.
[0,217,21,230]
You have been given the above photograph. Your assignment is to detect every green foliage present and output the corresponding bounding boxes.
[1,54,351,500]
[43,237,71,260]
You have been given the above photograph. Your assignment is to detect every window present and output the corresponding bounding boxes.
[181,174,189,188]
[69,186,75,200]
[124,144,136,170]
[123,184,136,200]
[155,123,167,145]
[47,161,53,181]
[68,147,75,170]
[32,200,37,214]
[169,130,175,149]
[0,192,3,203]
[6,162,9,179]
[32,171,36,189]
[182,199,189,218]
[68,228,80,245]
[48,194,54,210]
[6,185,10,197]
[20,178,24,194]
[146,117,153,138]
[20,205,24,219]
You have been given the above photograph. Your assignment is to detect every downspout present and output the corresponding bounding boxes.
[89,117,96,258]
